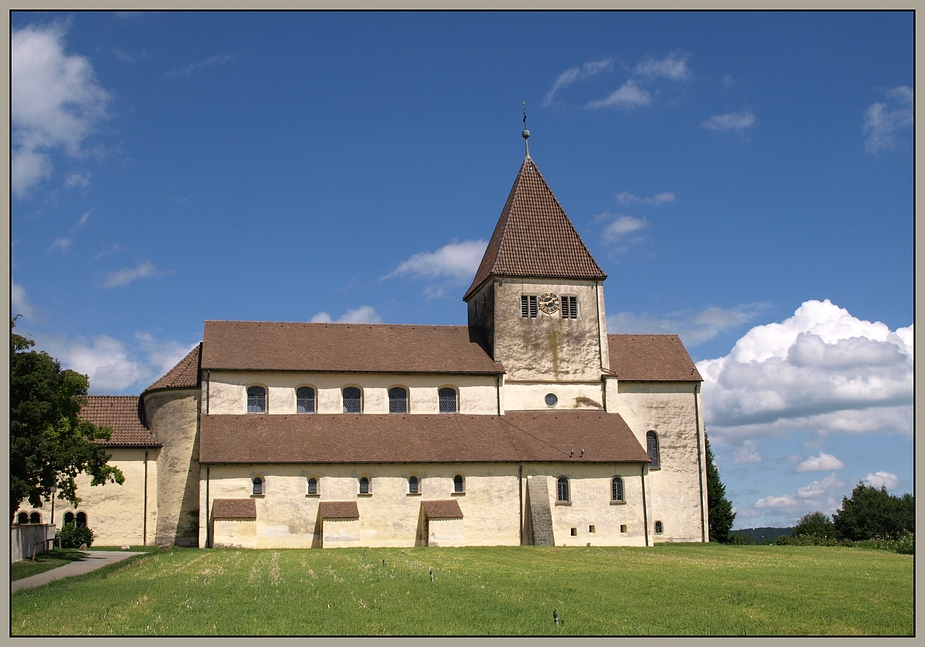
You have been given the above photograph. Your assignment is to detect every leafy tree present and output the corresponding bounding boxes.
[705,432,736,542]
[832,482,914,541]
[10,318,124,519]
[792,511,836,539]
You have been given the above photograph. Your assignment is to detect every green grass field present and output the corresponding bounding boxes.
[10,544,913,636]
[10,549,87,581]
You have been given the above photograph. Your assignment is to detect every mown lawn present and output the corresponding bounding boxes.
[10,544,913,636]
[10,549,87,581]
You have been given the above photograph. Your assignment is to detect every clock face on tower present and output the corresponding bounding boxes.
[538,292,560,315]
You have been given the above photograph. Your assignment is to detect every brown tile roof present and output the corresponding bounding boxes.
[422,500,463,519]
[199,410,649,465]
[144,344,201,393]
[80,396,160,447]
[608,334,702,382]
[319,501,360,519]
[212,498,257,519]
[200,321,502,374]
[464,157,606,301]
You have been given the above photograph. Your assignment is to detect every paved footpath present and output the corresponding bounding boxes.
[12,551,143,593]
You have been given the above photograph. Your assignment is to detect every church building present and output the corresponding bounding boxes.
[16,132,708,549]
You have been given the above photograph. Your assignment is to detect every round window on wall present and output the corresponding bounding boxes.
[545,393,558,407]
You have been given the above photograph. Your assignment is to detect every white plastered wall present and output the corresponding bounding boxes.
[205,371,500,415]
[16,447,158,547]
[613,381,707,543]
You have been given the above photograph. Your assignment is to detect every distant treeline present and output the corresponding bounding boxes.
[730,527,793,544]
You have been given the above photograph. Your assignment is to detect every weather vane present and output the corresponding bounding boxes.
[522,101,531,159]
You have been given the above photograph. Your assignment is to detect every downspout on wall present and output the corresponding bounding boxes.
[143,449,148,546]
[695,383,707,543]
[641,464,649,547]
[205,465,211,548]
[518,463,524,546]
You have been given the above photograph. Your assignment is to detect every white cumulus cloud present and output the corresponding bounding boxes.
[793,452,845,473]
[864,85,913,154]
[11,281,36,320]
[734,441,763,464]
[311,306,381,325]
[587,79,651,109]
[862,471,900,490]
[634,51,692,81]
[601,214,647,243]
[701,108,756,136]
[12,23,111,199]
[697,299,913,444]
[383,240,487,282]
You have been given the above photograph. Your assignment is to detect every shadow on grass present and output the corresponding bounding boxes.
[11,549,88,581]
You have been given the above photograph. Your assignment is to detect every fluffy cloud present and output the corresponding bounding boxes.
[383,240,487,282]
[634,51,692,81]
[102,261,160,287]
[28,331,197,394]
[64,170,91,188]
[11,281,36,320]
[601,214,647,243]
[608,303,765,347]
[310,306,381,325]
[862,471,899,490]
[586,79,650,109]
[542,58,613,106]
[615,191,676,207]
[701,108,756,136]
[864,86,913,154]
[734,441,763,464]
[697,300,913,445]
[12,24,110,199]
[756,473,847,521]
[793,452,845,473]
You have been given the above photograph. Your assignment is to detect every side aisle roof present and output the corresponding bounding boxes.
[80,395,160,447]
[608,334,702,382]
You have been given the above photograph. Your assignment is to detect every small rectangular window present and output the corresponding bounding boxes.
[521,295,537,318]
[561,296,578,319]
[589,525,596,533]
[570,527,577,537]
[620,524,627,533]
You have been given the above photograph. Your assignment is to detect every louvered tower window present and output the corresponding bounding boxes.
[521,295,538,318]
[561,296,578,319]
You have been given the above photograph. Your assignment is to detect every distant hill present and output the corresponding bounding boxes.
[731,527,793,544]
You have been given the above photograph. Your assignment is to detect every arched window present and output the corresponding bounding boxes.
[296,387,315,413]
[453,474,464,494]
[247,386,267,413]
[359,477,371,495]
[556,476,570,503]
[388,387,408,413]
[64,512,75,525]
[343,387,362,414]
[655,520,664,535]
[30,512,41,524]
[408,475,419,494]
[75,512,87,526]
[646,431,660,470]
[438,387,458,413]
[611,477,624,502]
[17,512,28,525]
[252,476,264,496]
[307,477,318,495]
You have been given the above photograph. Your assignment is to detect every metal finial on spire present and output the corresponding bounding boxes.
[522,102,531,159]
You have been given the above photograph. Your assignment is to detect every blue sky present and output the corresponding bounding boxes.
[10,11,913,529]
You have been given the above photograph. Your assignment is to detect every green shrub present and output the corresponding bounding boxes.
[56,523,94,549]
[856,531,914,555]
[774,534,852,548]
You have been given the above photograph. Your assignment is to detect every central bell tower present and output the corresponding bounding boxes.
[464,130,611,406]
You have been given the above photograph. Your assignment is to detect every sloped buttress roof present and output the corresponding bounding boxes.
[464,156,606,301]
[144,343,202,392]
[80,395,160,447]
